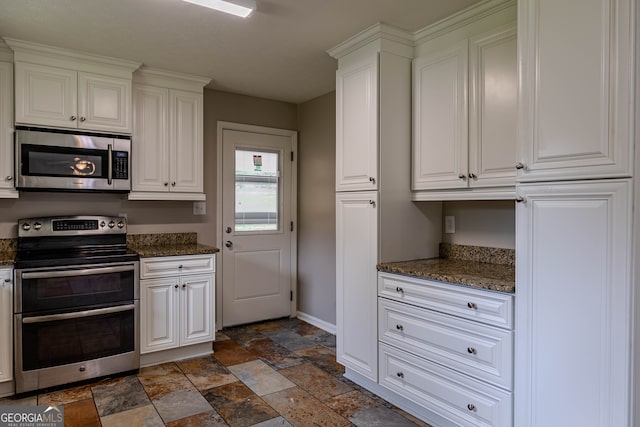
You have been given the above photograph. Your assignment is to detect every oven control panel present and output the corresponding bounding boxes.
[18,215,127,236]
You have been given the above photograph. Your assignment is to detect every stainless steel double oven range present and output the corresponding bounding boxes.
[13,216,140,393]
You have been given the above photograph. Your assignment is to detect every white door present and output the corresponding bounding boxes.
[515,179,632,427]
[220,124,296,327]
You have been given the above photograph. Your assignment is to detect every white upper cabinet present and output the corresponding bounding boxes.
[0,61,17,198]
[335,53,378,192]
[413,40,469,191]
[129,68,209,201]
[6,38,140,134]
[517,0,634,181]
[412,1,517,200]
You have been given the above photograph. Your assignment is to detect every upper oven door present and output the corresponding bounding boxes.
[15,129,131,192]
[15,262,139,315]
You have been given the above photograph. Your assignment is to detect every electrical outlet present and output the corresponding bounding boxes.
[444,216,455,234]
[193,201,206,215]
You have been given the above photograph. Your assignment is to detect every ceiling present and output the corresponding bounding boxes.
[0,0,480,104]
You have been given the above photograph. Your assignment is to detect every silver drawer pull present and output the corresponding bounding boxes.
[396,287,404,294]
[396,372,404,378]
[467,302,477,310]
[396,324,404,331]
[467,404,476,412]
[467,347,477,355]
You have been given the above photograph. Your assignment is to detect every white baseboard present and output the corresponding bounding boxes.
[296,311,336,335]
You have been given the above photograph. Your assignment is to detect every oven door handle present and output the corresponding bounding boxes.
[22,304,136,324]
[21,265,135,280]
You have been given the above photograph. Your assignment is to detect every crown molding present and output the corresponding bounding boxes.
[134,66,211,92]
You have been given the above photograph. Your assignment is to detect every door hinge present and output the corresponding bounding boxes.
[290,221,294,232]
[291,151,294,161]
[290,290,293,301]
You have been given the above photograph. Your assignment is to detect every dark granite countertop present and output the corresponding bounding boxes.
[127,232,218,258]
[0,250,15,267]
[377,257,515,294]
[128,243,219,258]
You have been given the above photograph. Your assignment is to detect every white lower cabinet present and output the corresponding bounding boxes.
[0,268,12,385]
[515,180,632,427]
[140,255,215,355]
[378,272,514,426]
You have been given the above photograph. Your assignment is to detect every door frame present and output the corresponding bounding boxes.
[216,121,298,330]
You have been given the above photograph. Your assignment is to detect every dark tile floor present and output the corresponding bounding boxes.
[0,318,431,427]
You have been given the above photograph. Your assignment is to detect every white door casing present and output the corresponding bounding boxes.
[217,122,297,328]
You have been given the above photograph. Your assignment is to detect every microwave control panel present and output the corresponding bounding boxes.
[112,151,129,179]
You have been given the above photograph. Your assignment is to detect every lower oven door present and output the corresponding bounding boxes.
[14,301,139,393]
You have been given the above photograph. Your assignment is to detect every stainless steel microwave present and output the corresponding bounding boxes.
[15,128,131,193]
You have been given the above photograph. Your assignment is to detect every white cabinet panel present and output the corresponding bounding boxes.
[15,62,77,128]
[336,55,378,192]
[78,72,131,132]
[517,0,633,181]
[515,180,632,427]
[181,274,214,346]
[170,90,203,193]
[413,40,468,190]
[469,25,517,188]
[336,192,378,381]
[0,62,16,197]
[140,277,179,353]
[132,85,169,192]
[0,268,12,383]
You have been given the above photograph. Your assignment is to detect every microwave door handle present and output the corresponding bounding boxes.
[107,143,113,185]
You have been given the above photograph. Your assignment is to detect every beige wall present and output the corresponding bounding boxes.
[441,200,515,249]
[296,91,336,325]
[0,90,298,247]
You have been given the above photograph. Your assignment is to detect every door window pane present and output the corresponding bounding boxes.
[235,149,279,232]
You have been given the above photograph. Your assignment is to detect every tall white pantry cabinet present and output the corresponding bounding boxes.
[329,25,441,384]
[515,0,637,426]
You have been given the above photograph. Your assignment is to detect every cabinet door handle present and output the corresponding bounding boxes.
[5,176,12,181]
[369,200,376,208]
[515,162,526,170]
[171,182,176,187]
[395,287,404,294]
[467,302,477,310]
[80,116,86,122]
[396,372,404,378]
[182,284,186,289]
[515,196,526,204]
[458,173,467,181]
[174,284,179,289]
[467,347,477,355]
[467,404,476,412]
[70,115,77,121]
[369,176,376,184]
[396,324,404,331]
[468,173,477,179]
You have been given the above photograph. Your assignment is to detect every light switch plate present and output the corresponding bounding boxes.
[193,201,206,215]
[444,216,455,234]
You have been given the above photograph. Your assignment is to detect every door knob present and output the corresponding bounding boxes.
[225,241,233,248]
[225,227,232,234]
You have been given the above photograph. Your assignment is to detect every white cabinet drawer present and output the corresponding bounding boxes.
[379,298,512,390]
[378,272,513,329]
[140,254,215,279]
[380,343,512,427]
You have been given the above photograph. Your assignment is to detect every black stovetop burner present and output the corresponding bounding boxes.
[15,215,139,269]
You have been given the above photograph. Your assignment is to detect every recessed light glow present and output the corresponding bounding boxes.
[183,0,256,18]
